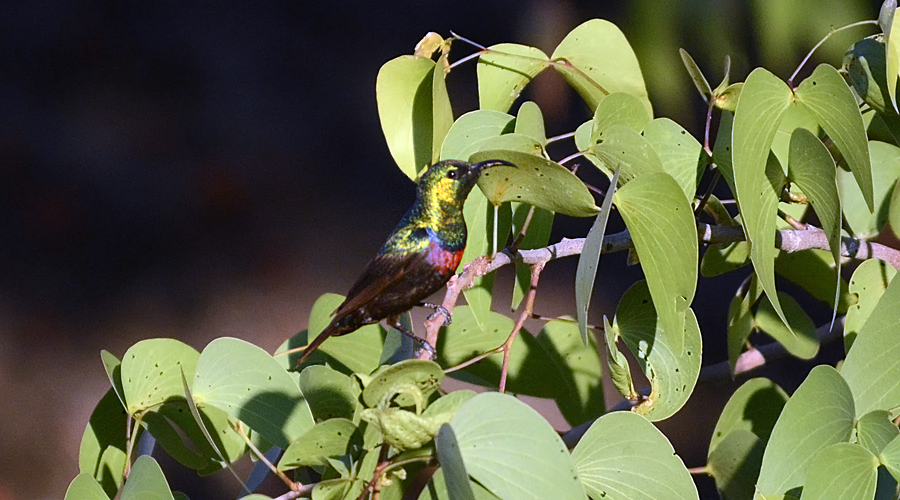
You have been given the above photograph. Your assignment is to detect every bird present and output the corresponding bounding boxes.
[295,158,515,367]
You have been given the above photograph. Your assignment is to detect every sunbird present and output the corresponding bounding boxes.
[295,159,514,367]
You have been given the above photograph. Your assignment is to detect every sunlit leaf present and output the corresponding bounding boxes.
[451,393,584,500]
[471,149,600,217]
[839,141,900,238]
[377,56,452,180]
[121,455,175,500]
[589,92,653,141]
[64,474,108,500]
[588,125,664,184]
[440,110,514,161]
[193,337,315,449]
[615,172,697,354]
[120,338,199,415]
[844,258,897,350]
[434,424,475,500]
[794,64,873,210]
[572,411,698,500]
[756,366,855,497]
[856,410,900,455]
[551,19,652,115]
[643,118,704,199]
[576,168,619,343]
[514,101,547,145]
[477,43,549,113]
[279,419,362,470]
[679,48,712,100]
[801,443,878,500]
[841,273,900,417]
[613,281,702,421]
[732,68,793,331]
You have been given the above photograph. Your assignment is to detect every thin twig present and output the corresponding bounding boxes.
[787,20,878,87]
[499,262,545,392]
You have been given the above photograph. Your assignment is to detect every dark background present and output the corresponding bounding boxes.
[0,1,883,498]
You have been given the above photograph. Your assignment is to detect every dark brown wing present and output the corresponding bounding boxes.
[331,248,432,321]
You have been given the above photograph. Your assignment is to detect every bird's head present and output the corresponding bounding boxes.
[416,159,515,207]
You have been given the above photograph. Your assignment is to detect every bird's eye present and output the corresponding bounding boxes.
[447,168,458,179]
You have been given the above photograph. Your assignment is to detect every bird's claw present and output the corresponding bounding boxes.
[423,303,452,326]
[415,340,437,360]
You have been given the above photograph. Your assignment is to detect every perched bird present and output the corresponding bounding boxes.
[295,158,514,367]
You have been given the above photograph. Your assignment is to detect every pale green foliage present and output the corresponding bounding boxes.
[71,8,900,500]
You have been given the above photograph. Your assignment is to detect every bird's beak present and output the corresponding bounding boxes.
[472,159,517,173]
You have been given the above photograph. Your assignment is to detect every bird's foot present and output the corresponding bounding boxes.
[414,340,437,360]
[422,303,452,326]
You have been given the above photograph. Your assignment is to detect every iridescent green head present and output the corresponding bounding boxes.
[416,159,514,209]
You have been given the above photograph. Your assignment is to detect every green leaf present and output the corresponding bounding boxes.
[613,281,702,421]
[707,430,765,500]
[589,92,653,140]
[514,101,547,145]
[774,250,850,314]
[530,320,605,426]
[787,128,841,281]
[841,273,900,417]
[794,64,873,210]
[801,443,878,500]
[839,141,900,239]
[615,172,697,354]
[754,292,819,360]
[587,125,664,184]
[451,392,585,500]
[856,410,900,455]
[551,19,651,115]
[420,468,501,500]
[572,411,698,500]
[770,103,818,172]
[459,189,512,328]
[376,56,451,180]
[845,38,891,114]
[510,204,554,310]
[727,276,762,371]
[679,48,712,100]
[192,337,315,449]
[100,350,125,408]
[79,388,129,497]
[713,110,736,194]
[121,455,175,500]
[890,179,900,235]
[440,110,514,160]
[470,149,600,217]
[709,378,789,454]
[279,419,362,470]
[702,241,751,277]
[732,68,793,331]
[299,365,361,421]
[756,366,855,497]
[64,474,109,500]
[434,424,475,500]
[477,44,549,113]
[886,7,900,111]
[643,118,705,199]
[285,293,386,374]
[120,338,199,414]
[576,168,619,343]
[844,259,896,350]
[604,315,637,401]
[361,359,443,408]
[881,433,900,482]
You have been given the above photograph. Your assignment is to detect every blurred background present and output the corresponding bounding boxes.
[0,0,884,498]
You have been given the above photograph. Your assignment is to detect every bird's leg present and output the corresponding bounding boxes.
[420,302,452,326]
[387,315,436,359]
